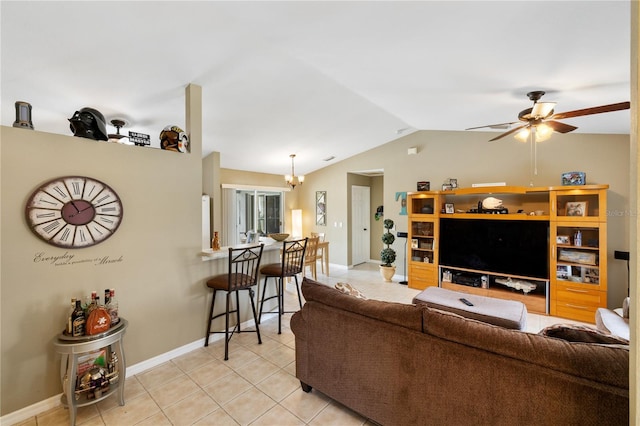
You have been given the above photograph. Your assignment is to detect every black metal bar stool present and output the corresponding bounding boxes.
[258,238,307,334]
[204,244,264,360]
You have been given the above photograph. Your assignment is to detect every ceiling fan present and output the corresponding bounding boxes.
[466,91,630,142]
[107,118,134,145]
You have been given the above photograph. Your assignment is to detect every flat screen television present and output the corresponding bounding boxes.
[439,218,549,280]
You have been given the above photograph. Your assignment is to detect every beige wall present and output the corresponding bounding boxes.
[0,125,210,414]
[0,123,632,416]
[297,130,631,307]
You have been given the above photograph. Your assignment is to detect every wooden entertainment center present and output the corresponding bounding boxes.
[407,185,608,323]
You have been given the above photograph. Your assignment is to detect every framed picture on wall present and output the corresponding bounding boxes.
[316,191,327,226]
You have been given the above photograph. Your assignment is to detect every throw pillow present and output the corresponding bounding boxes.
[539,323,629,345]
[334,282,367,299]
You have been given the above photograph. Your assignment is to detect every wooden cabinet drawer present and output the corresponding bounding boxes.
[409,263,437,290]
[554,303,598,324]
[409,275,437,290]
[553,284,605,323]
[555,284,605,306]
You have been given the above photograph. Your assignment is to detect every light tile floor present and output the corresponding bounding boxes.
[17,262,586,426]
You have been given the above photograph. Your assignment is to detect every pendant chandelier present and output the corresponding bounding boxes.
[285,154,304,189]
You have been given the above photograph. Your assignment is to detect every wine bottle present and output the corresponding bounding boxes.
[71,299,86,337]
[107,288,119,325]
[66,297,76,335]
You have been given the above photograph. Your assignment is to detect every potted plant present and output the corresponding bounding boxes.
[380,219,396,282]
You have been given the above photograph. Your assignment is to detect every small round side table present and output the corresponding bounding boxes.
[53,319,127,426]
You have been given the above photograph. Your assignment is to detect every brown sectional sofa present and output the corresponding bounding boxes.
[290,278,629,425]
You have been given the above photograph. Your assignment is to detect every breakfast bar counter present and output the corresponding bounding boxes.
[200,241,282,261]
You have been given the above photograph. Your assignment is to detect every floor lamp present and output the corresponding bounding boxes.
[614,250,630,296]
[397,231,408,285]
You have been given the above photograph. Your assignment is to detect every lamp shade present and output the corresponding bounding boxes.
[292,209,302,238]
[514,127,530,142]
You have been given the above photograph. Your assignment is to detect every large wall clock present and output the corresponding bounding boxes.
[25,176,123,248]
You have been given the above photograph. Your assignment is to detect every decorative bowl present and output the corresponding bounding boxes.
[269,233,289,242]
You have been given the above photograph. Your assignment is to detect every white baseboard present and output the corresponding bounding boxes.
[1,329,231,425]
[125,336,213,377]
[1,394,62,426]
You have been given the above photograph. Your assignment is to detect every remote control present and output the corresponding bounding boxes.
[459,298,474,306]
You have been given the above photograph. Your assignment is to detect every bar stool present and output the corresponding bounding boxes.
[204,244,264,360]
[258,238,307,334]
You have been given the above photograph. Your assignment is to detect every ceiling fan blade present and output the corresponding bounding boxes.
[466,121,518,131]
[489,125,526,142]
[531,102,556,118]
[551,101,630,120]
[544,120,578,134]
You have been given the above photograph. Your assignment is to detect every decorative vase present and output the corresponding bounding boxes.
[379,265,396,282]
[211,231,220,250]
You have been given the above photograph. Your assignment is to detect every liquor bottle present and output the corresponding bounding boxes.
[86,292,99,315]
[107,288,119,325]
[104,289,111,306]
[71,299,86,337]
[66,297,76,335]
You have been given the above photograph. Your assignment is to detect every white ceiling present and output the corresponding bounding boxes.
[1,1,631,176]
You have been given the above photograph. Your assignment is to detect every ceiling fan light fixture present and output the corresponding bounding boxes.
[514,127,530,142]
[108,118,130,144]
[534,124,553,142]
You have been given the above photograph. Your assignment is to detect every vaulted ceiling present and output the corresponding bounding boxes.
[1,1,631,175]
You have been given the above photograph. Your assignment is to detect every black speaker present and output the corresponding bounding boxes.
[614,250,629,261]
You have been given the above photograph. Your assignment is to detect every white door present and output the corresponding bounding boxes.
[351,185,370,265]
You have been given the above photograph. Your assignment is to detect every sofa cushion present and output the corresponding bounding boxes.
[544,322,629,345]
[413,286,527,330]
[301,278,423,332]
[596,307,630,341]
[423,307,629,390]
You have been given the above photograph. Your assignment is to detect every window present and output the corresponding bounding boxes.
[222,186,285,246]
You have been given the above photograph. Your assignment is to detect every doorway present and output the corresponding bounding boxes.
[351,185,371,265]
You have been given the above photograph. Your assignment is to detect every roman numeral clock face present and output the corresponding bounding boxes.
[25,176,123,248]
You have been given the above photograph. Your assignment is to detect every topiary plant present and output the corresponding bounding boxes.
[380,219,396,266]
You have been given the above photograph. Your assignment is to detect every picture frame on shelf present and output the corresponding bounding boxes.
[441,184,453,191]
[444,203,455,214]
[411,239,418,249]
[557,265,571,280]
[565,201,587,217]
[556,235,570,245]
[420,240,433,250]
[417,181,430,191]
[561,171,586,186]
